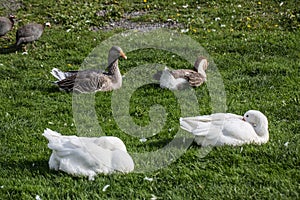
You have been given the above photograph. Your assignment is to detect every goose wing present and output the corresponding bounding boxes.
[180,113,255,146]
[56,70,111,92]
[171,69,205,87]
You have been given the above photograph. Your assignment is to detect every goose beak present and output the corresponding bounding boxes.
[242,117,246,121]
[120,51,127,59]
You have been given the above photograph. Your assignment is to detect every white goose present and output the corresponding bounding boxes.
[43,128,134,180]
[153,56,208,90]
[180,110,269,146]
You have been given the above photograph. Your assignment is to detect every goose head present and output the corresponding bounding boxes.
[194,56,208,80]
[108,46,127,65]
[243,110,269,138]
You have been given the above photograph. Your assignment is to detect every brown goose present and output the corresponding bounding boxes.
[0,15,15,39]
[50,46,127,93]
[153,56,208,90]
[15,22,51,49]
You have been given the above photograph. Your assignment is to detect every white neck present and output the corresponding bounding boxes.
[197,59,207,78]
[254,121,269,143]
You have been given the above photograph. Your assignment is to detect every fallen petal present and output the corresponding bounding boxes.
[35,195,42,200]
[144,177,153,181]
[102,184,110,192]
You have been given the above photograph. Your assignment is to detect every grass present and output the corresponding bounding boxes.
[0,0,299,199]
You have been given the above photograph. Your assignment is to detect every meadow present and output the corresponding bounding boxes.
[0,0,299,199]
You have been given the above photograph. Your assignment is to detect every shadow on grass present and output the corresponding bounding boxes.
[135,136,194,150]
[1,159,50,173]
[40,84,63,94]
[0,44,20,54]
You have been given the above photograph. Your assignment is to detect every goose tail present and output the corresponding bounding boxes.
[42,128,62,143]
[180,116,212,136]
[50,68,66,82]
[159,67,187,90]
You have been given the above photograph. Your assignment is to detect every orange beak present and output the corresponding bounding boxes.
[120,51,127,59]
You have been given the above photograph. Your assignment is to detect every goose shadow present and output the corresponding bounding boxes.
[0,44,20,54]
[1,159,52,177]
[135,136,194,149]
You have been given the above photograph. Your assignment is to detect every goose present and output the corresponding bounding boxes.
[0,15,15,39]
[15,22,51,50]
[50,46,127,93]
[43,128,134,180]
[153,56,208,90]
[180,110,269,146]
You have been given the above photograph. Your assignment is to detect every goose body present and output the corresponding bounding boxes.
[16,22,51,46]
[180,110,269,146]
[51,46,127,93]
[43,128,134,180]
[154,56,208,90]
[0,15,15,37]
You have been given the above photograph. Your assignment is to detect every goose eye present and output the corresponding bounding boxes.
[246,115,249,118]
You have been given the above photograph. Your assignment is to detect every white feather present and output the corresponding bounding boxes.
[50,68,67,81]
[43,128,134,180]
[159,67,188,90]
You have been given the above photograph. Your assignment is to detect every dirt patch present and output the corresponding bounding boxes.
[90,10,184,32]
[1,0,23,13]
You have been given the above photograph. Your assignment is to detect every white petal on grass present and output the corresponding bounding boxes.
[144,177,153,181]
[140,138,147,142]
[215,17,221,21]
[284,142,289,147]
[22,52,28,55]
[181,29,189,33]
[182,4,188,8]
[102,184,110,192]
[0,186,4,188]
[221,24,226,27]
[48,121,54,125]
[280,2,284,6]
[35,195,42,200]
[66,29,71,32]
[237,4,242,8]
[151,194,158,200]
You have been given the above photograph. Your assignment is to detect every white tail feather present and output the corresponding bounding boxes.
[160,67,187,90]
[42,128,62,141]
[50,68,66,81]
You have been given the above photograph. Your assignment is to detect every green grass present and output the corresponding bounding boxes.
[0,0,299,199]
